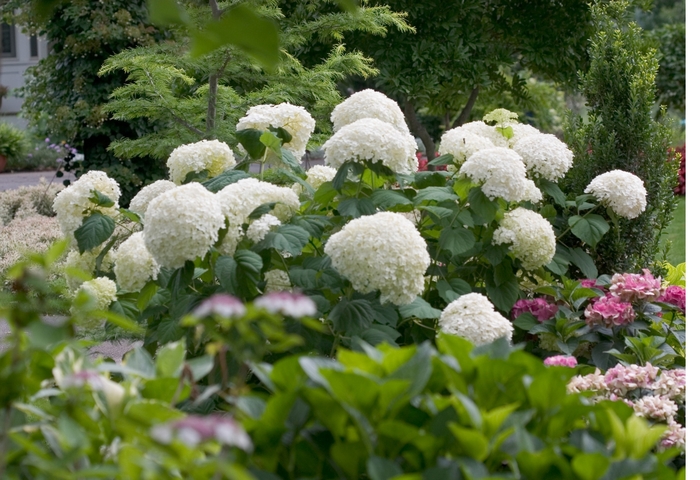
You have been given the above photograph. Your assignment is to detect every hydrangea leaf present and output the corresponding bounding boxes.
[568,214,609,248]
[255,225,310,257]
[539,179,567,208]
[485,273,519,313]
[88,189,115,208]
[413,186,459,205]
[328,298,374,334]
[74,213,115,254]
[370,190,413,209]
[398,297,441,320]
[338,198,377,218]
[438,227,475,256]
[202,169,250,193]
[427,153,454,166]
[467,187,498,225]
[568,247,598,280]
[155,339,186,378]
[235,129,266,160]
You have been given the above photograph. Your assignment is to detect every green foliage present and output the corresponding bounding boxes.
[0,123,29,161]
[562,0,678,274]
[653,23,685,114]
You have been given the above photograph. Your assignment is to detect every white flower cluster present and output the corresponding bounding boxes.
[264,269,292,292]
[143,183,225,269]
[438,126,495,165]
[63,248,115,291]
[216,178,300,255]
[305,165,337,189]
[114,232,160,292]
[246,214,281,243]
[53,170,121,242]
[508,123,540,146]
[323,118,418,175]
[325,212,430,305]
[483,108,519,125]
[128,180,177,216]
[512,133,574,181]
[585,170,647,219]
[166,140,236,185]
[438,293,513,346]
[77,277,117,311]
[330,89,410,135]
[236,103,316,161]
[459,148,542,203]
[457,121,508,147]
[492,207,556,270]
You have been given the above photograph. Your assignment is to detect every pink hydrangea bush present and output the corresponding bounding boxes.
[543,355,577,367]
[511,298,559,322]
[584,295,635,328]
[657,285,686,314]
[609,269,663,303]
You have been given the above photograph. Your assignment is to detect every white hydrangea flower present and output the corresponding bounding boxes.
[512,133,574,181]
[331,89,410,135]
[323,118,418,175]
[236,103,315,161]
[129,180,177,217]
[508,123,542,147]
[438,293,514,346]
[305,165,337,189]
[325,212,430,305]
[264,269,292,292]
[166,139,236,185]
[77,277,118,311]
[63,248,116,291]
[216,178,300,255]
[439,126,495,166]
[459,121,509,147]
[246,214,281,243]
[492,207,556,270]
[584,170,647,219]
[483,108,519,125]
[53,170,121,242]
[459,148,542,203]
[143,183,225,269]
[114,232,160,292]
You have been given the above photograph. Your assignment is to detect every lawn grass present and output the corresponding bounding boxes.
[657,196,685,266]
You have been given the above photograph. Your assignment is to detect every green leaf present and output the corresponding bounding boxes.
[398,297,442,320]
[485,273,520,313]
[413,186,459,204]
[290,215,332,238]
[74,213,115,254]
[333,161,363,191]
[338,198,377,218]
[156,340,185,378]
[147,0,189,26]
[468,187,498,224]
[371,189,413,209]
[248,202,276,220]
[568,247,598,280]
[367,456,403,480]
[190,4,280,72]
[438,227,476,256]
[413,171,449,188]
[260,130,282,153]
[449,424,489,461]
[513,313,539,331]
[496,125,514,140]
[328,298,375,335]
[202,169,250,192]
[136,282,159,311]
[568,214,610,247]
[334,0,359,13]
[313,182,338,206]
[255,225,310,256]
[539,179,567,208]
[572,453,610,480]
[89,189,115,207]
[427,153,455,166]
[119,208,142,224]
[235,129,266,159]
[186,355,214,382]
[183,169,210,184]
[361,325,401,347]
[279,147,305,175]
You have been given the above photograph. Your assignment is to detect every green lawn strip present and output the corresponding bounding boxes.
[657,195,685,266]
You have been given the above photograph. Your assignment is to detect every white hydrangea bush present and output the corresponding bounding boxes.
[438,293,514,346]
[330,89,410,135]
[324,212,430,305]
[128,180,177,217]
[492,207,556,270]
[438,127,495,166]
[113,232,160,292]
[585,170,647,219]
[512,133,574,181]
[166,139,236,185]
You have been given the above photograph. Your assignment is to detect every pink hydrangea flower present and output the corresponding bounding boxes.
[579,278,601,289]
[544,355,578,367]
[254,291,317,318]
[660,420,686,450]
[631,395,678,422]
[511,298,558,322]
[609,269,662,303]
[151,415,252,451]
[657,285,686,313]
[584,295,635,328]
[652,369,686,400]
[567,369,606,394]
[603,362,658,396]
[192,294,246,318]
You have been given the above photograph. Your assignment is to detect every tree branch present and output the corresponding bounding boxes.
[451,87,479,129]
[209,0,222,19]
[404,101,436,160]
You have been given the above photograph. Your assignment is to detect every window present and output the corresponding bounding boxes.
[30,34,38,57]
[1,23,15,58]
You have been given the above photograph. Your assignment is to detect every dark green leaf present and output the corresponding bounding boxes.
[367,456,402,480]
[338,198,377,218]
[513,313,539,331]
[413,186,459,204]
[328,298,374,334]
[360,325,401,347]
[255,225,310,256]
[539,179,567,208]
[147,0,189,26]
[333,161,363,191]
[569,247,598,279]
[398,297,442,319]
[569,214,610,248]
[427,153,455,166]
[74,213,115,254]
[235,129,266,160]
[202,169,250,192]
[413,171,449,188]
[89,189,115,207]
[119,208,142,224]
[485,273,520,313]
[183,169,209,184]
[248,202,276,220]
[438,227,475,256]
[279,147,305,175]
[468,187,498,224]
[370,189,413,209]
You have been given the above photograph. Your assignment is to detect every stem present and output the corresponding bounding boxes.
[218,347,229,390]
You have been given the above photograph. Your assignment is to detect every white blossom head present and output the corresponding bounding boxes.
[246,214,281,243]
[438,293,514,346]
[305,165,337,189]
[438,126,495,166]
[323,118,418,175]
[216,178,300,255]
[492,208,556,270]
[584,170,647,219]
[114,232,160,292]
[236,103,315,161]
[128,180,177,217]
[483,108,519,126]
[143,183,225,269]
[459,121,508,147]
[459,148,542,203]
[512,133,574,181]
[53,170,121,242]
[166,139,236,185]
[63,248,115,292]
[76,277,118,311]
[264,269,292,293]
[331,89,410,134]
[508,123,541,146]
[324,212,430,305]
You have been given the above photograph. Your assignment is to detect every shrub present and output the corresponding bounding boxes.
[0,122,29,164]
[671,144,685,195]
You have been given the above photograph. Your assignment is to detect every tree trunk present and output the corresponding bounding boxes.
[451,87,479,129]
[403,101,437,160]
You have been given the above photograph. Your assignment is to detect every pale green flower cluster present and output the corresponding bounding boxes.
[114,232,160,292]
[77,276,118,311]
[492,207,556,270]
[143,183,225,269]
[167,139,236,185]
[236,103,315,161]
[325,212,430,305]
[585,170,647,219]
[438,293,513,346]
[63,248,116,291]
